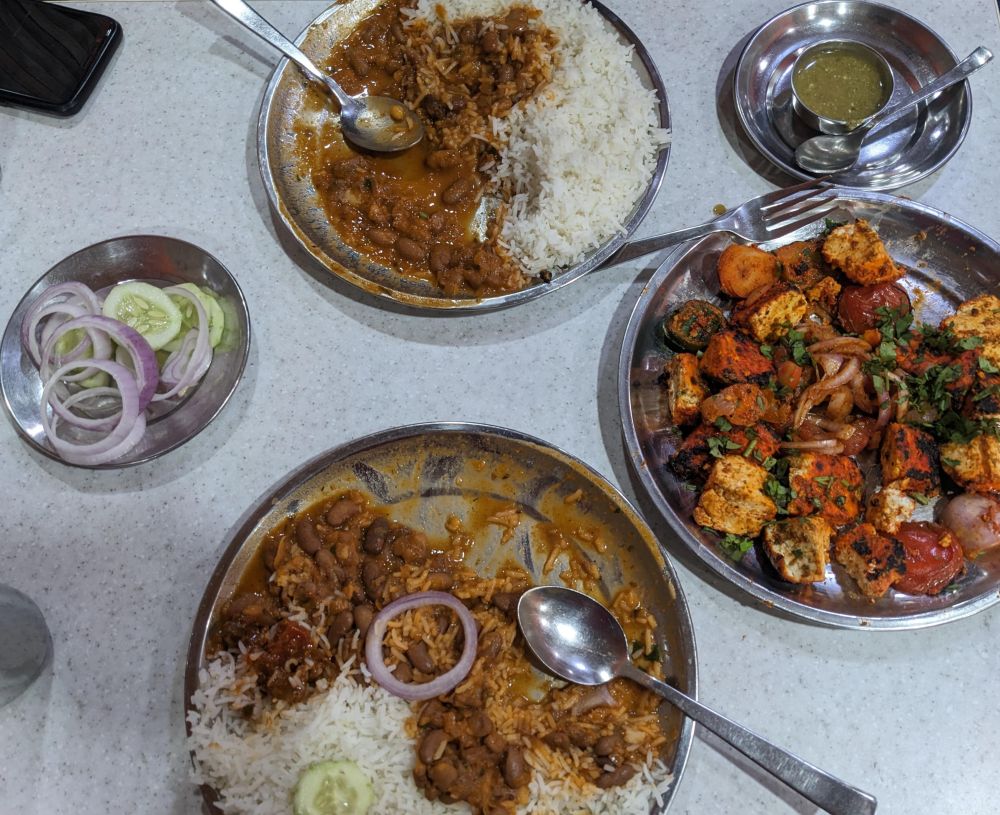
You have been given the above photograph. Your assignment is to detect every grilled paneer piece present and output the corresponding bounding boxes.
[880,423,940,495]
[787,453,864,526]
[699,330,775,386]
[802,276,842,315]
[865,483,916,535]
[670,423,781,482]
[833,522,907,598]
[942,294,1000,366]
[664,354,709,427]
[693,455,776,535]
[939,434,1000,493]
[762,516,833,583]
[821,219,903,285]
[730,282,809,343]
[966,372,1000,421]
[717,244,779,299]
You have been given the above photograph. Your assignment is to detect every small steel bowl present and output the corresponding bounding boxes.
[791,39,894,134]
[0,236,251,468]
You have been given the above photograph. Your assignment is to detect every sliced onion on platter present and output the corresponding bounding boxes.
[152,286,212,401]
[940,494,1000,555]
[40,359,148,466]
[41,315,159,411]
[365,591,478,701]
[20,281,103,364]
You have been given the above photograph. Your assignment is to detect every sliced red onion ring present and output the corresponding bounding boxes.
[48,386,122,432]
[153,287,211,401]
[780,438,844,453]
[41,315,159,412]
[365,591,478,701]
[40,359,147,465]
[20,282,103,362]
[39,316,113,385]
[24,302,92,367]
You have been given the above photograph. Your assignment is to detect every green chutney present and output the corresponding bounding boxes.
[793,46,890,124]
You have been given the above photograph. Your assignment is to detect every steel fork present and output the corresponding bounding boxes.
[601,178,839,270]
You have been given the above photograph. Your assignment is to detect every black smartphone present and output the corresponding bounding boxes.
[0,0,122,116]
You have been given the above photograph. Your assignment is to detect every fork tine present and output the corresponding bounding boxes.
[765,190,839,223]
[756,176,830,209]
[765,204,840,238]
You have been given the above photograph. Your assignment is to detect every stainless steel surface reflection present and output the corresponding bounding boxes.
[619,189,1000,630]
[257,0,670,312]
[0,236,251,469]
[734,0,971,189]
[0,585,51,708]
[185,423,697,813]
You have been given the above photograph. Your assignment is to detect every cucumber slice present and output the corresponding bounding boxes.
[102,282,182,351]
[168,283,224,348]
[293,760,374,815]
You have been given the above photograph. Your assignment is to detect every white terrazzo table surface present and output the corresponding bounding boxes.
[1,1,998,813]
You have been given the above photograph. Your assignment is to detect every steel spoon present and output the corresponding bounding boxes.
[517,586,878,815]
[210,0,423,152]
[795,46,992,174]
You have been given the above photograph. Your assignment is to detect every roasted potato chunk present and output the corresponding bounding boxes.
[833,522,907,598]
[699,330,774,386]
[942,294,1000,366]
[939,434,1000,493]
[717,244,779,299]
[730,281,809,343]
[880,423,940,495]
[693,455,777,536]
[865,483,916,535]
[762,516,833,583]
[787,453,864,526]
[821,219,903,285]
[670,423,781,482]
[664,354,709,427]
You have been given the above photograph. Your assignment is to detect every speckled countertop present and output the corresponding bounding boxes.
[1,1,998,813]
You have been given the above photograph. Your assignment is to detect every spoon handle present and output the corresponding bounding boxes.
[210,0,352,107]
[864,46,993,135]
[620,662,878,815]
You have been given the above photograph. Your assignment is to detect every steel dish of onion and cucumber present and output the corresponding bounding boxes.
[658,218,999,599]
[19,279,227,465]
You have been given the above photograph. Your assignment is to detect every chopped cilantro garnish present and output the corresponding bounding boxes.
[759,344,773,359]
[719,533,755,561]
[911,493,932,506]
[714,416,733,432]
[980,357,1000,374]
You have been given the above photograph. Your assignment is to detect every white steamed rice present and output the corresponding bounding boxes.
[188,651,675,815]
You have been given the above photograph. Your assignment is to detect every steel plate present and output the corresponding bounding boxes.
[619,189,1000,630]
[0,236,251,469]
[257,0,670,312]
[734,0,971,189]
[185,423,696,813]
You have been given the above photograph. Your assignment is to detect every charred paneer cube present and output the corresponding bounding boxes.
[670,423,781,482]
[664,353,709,428]
[699,330,775,386]
[693,455,777,536]
[939,434,1000,493]
[880,423,940,495]
[821,219,903,285]
[787,453,864,526]
[730,281,809,343]
[833,522,907,599]
[762,516,833,583]
[864,483,916,535]
[942,294,1000,367]
[716,244,779,299]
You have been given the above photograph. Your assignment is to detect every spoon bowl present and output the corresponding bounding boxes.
[518,586,878,815]
[796,46,992,174]
[212,0,423,152]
